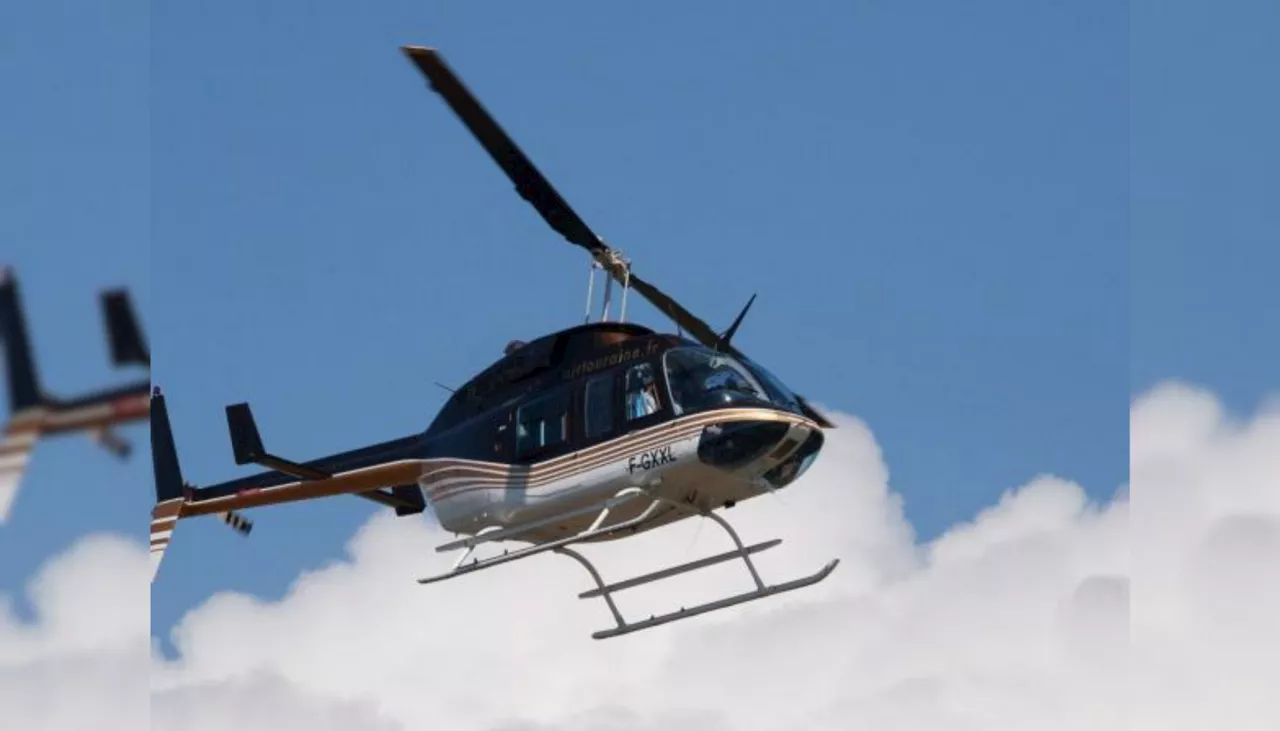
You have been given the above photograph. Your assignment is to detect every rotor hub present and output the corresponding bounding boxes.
[592,245,631,280]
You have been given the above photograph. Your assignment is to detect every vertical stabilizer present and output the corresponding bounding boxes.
[148,387,253,581]
[150,387,186,579]
[0,268,45,414]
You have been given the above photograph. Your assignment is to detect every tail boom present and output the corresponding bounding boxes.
[148,388,428,581]
[33,388,150,437]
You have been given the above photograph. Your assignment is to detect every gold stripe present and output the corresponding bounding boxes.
[423,408,807,499]
[175,408,812,518]
[426,421,708,500]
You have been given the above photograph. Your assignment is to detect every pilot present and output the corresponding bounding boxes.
[628,378,659,419]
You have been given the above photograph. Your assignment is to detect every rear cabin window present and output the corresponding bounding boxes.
[583,373,616,439]
[515,388,570,455]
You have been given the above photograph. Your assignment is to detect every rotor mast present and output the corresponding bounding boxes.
[584,246,632,324]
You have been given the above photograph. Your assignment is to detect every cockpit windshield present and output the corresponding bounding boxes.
[738,356,803,412]
[663,347,772,414]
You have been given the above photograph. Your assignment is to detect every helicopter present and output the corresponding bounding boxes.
[147,45,839,640]
[0,266,151,522]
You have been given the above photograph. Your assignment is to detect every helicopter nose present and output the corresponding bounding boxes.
[761,427,824,488]
[696,419,815,471]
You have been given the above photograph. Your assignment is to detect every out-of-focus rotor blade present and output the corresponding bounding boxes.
[401,45,608,258]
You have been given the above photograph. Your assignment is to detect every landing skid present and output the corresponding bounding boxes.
[419,487,840,640]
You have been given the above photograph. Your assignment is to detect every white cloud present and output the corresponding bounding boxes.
[3,381,1277,729]
[0,534,149,731]
[1129,382,1280,731]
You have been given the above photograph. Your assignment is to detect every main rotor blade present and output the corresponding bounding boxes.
[401,45,835,430]
[401,45,722,347]
[625,272,725,351]
[401,46,608,257]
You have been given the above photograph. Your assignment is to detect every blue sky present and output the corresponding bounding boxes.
[1130,0,1280,415]
[3,0,1274,665]
[0,0,149,608]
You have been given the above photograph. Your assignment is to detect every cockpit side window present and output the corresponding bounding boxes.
[623,362,661,422]
[740,357,802,411]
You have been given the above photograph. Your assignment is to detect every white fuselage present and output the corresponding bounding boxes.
[417,407,820,545]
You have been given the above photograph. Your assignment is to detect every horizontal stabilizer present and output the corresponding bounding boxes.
[226,402,332,481]
[225,402,420,512]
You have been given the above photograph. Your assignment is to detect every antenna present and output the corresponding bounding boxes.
[715,294,756,351]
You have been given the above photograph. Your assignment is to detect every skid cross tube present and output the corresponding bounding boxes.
[434,486,648,553]
[416,486,840,640]
[418,487,664,585]
[589,559,839,640]
[577,538,781,599]
[559,493,839,640]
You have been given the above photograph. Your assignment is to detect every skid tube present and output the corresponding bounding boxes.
[418,486,840,639]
